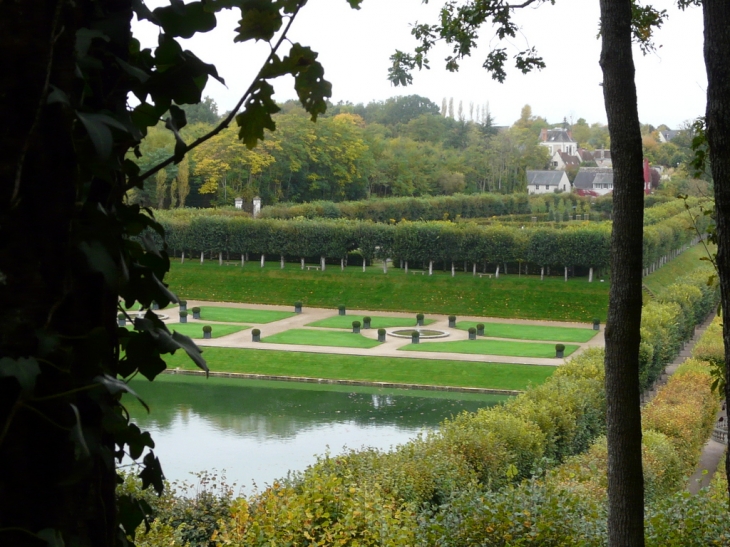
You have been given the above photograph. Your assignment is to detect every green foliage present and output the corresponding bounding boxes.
[556,344,565,352]
[202,325,212,333]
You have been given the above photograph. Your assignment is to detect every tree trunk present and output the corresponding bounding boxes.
[495,265,500,278]
[241,254,245,267]
[320,256,326,271]
[473,263,476,276]
[404,260,408,274]
[600,0,646,543]
[541,266,544,281]
[340,258,344,271]
[702,0,730,507]
[564,266,568,282]
[589,267,594,283]
[219,252,223,266]
[181,250,185,264]
[429,260,433,276]
[281,255,285,269]
[383,258,387,274]
[362,259,366,272]
[504,262,508,275]
[451,261,455,277]
[260,254,265,267]
[301,257,305,270]
[200,252,204,264]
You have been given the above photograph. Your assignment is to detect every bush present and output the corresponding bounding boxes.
[179,300,187,306]
[338,305,345,311]
[416,313,424,320]
[192,306,201,313]
[468,327,476,334]
[117,313,125,320]
[202,325,212,333]
[252,328,260,336]
[352,321,361,328]
[593,317,600,325]
[378,328,386,335]
[448,315,456,321]
[556,343,566,352]
[363,316,371,322]
[179,311,188,317]
[294,301,302,307]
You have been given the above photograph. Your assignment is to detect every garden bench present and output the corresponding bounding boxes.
[478,273,493,279]
[305,265,321,271]
[410,270,425,275]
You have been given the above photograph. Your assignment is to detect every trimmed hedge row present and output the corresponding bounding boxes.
[155,208,708,274]
[257,193,684,223]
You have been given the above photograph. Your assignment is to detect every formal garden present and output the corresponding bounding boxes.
[114,226,730,546]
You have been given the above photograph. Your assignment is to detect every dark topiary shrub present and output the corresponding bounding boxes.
[353,321,361,328]
[416,313,424,320]
[378,328,386,335]
[468,327,476,334]
[556,344,566,351]
[180,311,188,317]
[252,328,260,335]
[202,326,212,333]
[477,323,485,336]
[338,305,346,316]
[593,318,600,330]
[180,300,187,306]
[192,307,201,313]
[448,315,456,327]
[252,328,261,342]
[117,313,125,320]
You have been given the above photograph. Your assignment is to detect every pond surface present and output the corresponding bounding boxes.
[126,375,506,492]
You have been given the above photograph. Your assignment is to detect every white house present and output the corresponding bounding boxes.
[527,170,571,194]
[551,150,580,170]
[539,128,578,156]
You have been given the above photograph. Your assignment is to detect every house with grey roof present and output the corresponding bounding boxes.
[551,150,580,170]
[539,128,578,156]
[526,170,571,195]
[657,129,682,143]
[573,168,614,196]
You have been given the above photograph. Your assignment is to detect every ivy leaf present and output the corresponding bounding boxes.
[171,331,208,375]
[289,44,331,121]
[235,81,279,148]
[153,1,217,39]
[69,404,91,461]
[79,240,120,291]
[94,374,149,412]
[165,105,188,163]
[118,493,153,539]
[234,2,282,43]
[76,112,129,159]
[140,451,165,494]
[0,357,41,393]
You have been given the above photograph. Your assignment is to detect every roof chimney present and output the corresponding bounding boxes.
[540,128,548,142]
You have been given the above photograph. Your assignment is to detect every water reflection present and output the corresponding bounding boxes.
[126,375,505,490]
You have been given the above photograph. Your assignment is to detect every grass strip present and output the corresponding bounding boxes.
[163,347,557,391]
[167,261,609,322]
[455,321,597,343]
[307,315,435,329]
[643,243,717,295]
[167,323,249,339]
[262,328,381,349]
[400,339,579,358]
[196,306,295,324]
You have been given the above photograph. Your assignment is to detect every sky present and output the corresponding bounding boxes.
[133,0,707,129]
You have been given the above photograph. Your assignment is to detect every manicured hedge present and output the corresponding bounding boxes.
[154,207,704,275]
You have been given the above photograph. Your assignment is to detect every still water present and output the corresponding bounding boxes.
[126,375,506,492]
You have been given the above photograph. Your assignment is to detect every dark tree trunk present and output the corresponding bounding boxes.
[702,0,730,507]
[599,0,646,545]
[0,1,131,545]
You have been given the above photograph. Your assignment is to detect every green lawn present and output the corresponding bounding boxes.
[643,243,717,295]
[307,315,435,329]
[196,306,295,324]
[262,328,381,349]
[455,321,597,343]
[400,339,579,358]
[163,347,557,391]
[168,323,250,339]
[167,261,609,322]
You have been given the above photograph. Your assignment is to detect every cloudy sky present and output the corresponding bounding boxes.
[134,0,707,128]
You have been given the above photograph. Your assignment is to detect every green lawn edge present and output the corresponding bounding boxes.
[454,321,597,343]
[196,306,295,324]
[400,339,579,358]
[163,347,556,391]
[262,328,381,349]
[306,315,436,329]
[168,323,250,339]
